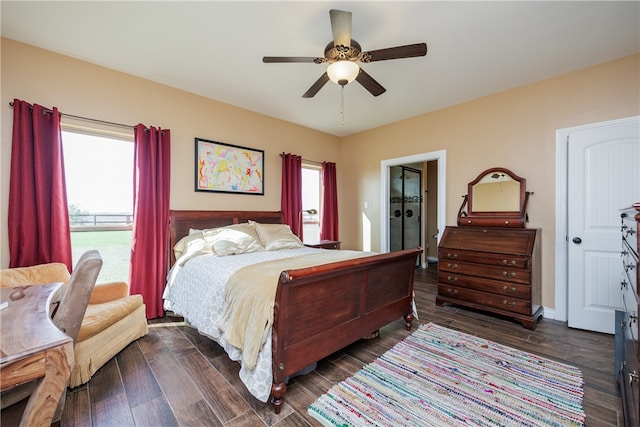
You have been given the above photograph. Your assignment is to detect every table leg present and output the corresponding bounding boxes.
[19,343,73,427]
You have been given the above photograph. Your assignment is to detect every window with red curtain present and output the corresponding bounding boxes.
[280,153,303,238]
[320,161,339,241]
[8,99,73,270]
[129,124,171,319]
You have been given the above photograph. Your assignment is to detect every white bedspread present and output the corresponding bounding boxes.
[163,247,325,402]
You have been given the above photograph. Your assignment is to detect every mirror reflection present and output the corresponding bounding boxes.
[471,172,520,212]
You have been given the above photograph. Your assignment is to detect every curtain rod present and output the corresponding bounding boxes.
[9,101,134,130]
[279,152,323,165]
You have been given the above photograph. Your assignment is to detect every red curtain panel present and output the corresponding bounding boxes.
[280,153,303,238]
[8,99,73,270]
[129,124,171,319]
[320,161,339,241]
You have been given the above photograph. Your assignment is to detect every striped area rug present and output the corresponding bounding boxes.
[308,323,585,426]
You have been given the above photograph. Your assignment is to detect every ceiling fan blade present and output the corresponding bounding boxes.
[330,9,351,47]
[355,68,386,97]
[302,73,330,98]
[365,43,427,62]
[263,56,319,63]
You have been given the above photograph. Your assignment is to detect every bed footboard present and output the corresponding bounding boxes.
[269,247,421,413]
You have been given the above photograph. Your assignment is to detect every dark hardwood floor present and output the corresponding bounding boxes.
[3,267,623,426]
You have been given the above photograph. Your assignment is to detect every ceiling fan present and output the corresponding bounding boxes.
[263,9,427,98]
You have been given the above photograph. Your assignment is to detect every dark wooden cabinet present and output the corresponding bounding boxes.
[616,203,639,427]
[436,226,542,329]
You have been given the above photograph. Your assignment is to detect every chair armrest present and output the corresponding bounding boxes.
[89,282,130,304]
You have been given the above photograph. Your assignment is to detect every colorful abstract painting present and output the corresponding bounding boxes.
[195,138,264,195]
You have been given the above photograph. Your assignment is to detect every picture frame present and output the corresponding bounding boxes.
[195,138,264,195]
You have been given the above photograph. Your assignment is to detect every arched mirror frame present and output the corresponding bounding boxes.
[457,167,531,228]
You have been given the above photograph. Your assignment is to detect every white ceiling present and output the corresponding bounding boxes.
[2,1,638,137]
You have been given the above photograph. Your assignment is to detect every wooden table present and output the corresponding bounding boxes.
[1,283,74,427]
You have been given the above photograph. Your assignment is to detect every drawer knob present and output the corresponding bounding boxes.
[447,276,458,282]
[447,253,458,259]
[502,285,516,293]
[502,259,516,265]
[447,263,458,269]
[447,288,458,295]
[502,271,516,278]
[502,300,516,307]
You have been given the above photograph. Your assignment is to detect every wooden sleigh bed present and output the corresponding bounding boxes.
[167,210,421,413]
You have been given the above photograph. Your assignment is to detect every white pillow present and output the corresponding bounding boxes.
[204,223,264,256]
[174,230,205,259]
[250,221,304,251]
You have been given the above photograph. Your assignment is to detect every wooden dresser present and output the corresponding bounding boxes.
[616,202,639,427]
[436,226,542,329]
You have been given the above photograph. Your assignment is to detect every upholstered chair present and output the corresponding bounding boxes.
[0,259,148,388]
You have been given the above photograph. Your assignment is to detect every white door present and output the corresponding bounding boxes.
[567,117,640,333]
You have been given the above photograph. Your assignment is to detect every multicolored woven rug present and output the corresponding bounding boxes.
[308,323,585,426]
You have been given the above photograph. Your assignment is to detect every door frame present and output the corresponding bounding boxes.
[380,150,446,255]
[554,116,639,322]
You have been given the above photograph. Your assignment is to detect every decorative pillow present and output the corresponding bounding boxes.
[174,230,206,259]
[204,223,264,256]
[250,221,304,251]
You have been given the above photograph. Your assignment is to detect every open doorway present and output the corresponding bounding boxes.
[389,166,422,254]
[380,150,446,268]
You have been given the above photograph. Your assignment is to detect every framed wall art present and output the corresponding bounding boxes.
[195,138,264,195]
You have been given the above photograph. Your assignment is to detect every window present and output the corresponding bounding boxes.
[62,129,134,283]
[301,164,321,242]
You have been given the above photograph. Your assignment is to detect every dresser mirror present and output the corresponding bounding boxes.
[457,167,530,227]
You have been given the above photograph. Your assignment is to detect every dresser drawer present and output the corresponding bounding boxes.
[620,360,640,427]
[623,256,638,296]
[621,302,639,344]
[438,284,532,315]
[439,248,529,269]
[438,273,531,300]
[439,260,531,285]
[622,274,638,315]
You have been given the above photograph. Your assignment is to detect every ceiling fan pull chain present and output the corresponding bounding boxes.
[340,85,345,125]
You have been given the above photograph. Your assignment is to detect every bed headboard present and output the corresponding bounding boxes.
[168,210,284,266]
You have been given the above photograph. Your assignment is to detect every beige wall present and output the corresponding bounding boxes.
[339,54,639,309]
[2,37,638,311]
[0,38,340,267]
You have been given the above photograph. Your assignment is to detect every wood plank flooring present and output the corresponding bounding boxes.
[3,267,623,426]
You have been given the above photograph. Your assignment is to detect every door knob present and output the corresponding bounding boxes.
[572,237,582,244]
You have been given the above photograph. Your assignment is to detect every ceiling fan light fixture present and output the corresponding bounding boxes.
[327,60,359,86]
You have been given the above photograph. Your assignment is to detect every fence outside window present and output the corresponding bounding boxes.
[70,212,132,283]
[70,213,133,231]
